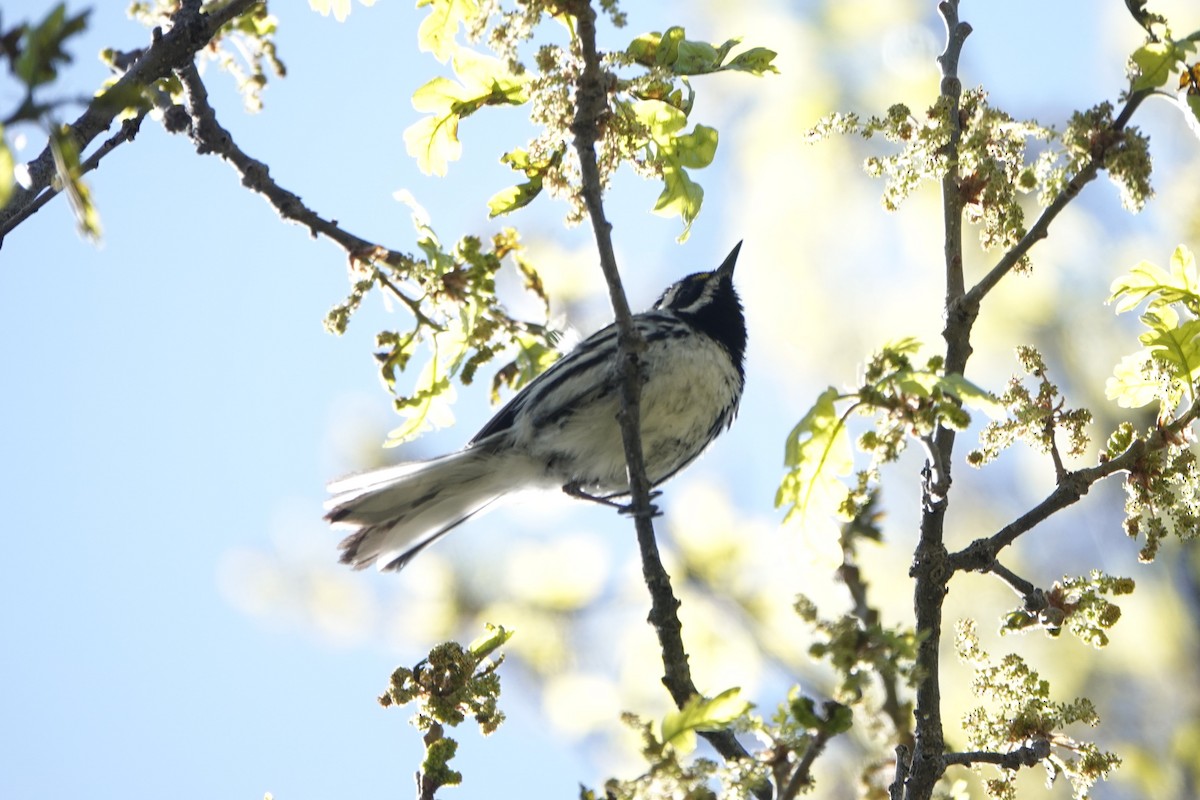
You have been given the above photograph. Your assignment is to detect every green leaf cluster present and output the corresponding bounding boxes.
[1000,571,1135,648]
[794,593,920,710]
[968,346,1093,468]
[322,191,556,447]
[402,3,776,238]
[777,338,1001,523]
[629,98,718,241]
[0,4,92,210]
[1099,249,1200,561]
[584,684,849,800]
[379,624,512,795]
[1061,101,1154,212]
[1107,245,1200,409]
[956,620,1122,800]
[626,27,778,77]
[10,4,89,92]
[405,48,530,176]
[1125,4,1199,118]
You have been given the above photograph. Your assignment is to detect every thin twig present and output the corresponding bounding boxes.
[950,396,1200,572]
[944,739,1051,769]
[566,0,757,778]
[984,559,1039,600]
[0,110,148,238]
[0,0,261,244]
[779,729,833,800]
[889,745,911,800]
[172,62,420,281]
[959,89,1151,311]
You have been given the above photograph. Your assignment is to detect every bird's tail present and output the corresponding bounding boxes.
[325,447,512,572]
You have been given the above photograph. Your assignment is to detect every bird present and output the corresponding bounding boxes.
[325,242,747,572]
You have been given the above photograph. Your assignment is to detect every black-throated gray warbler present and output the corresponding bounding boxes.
[326,242,746,571]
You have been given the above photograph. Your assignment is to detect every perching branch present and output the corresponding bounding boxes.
[566,0,757,777]
[0,0,261,245]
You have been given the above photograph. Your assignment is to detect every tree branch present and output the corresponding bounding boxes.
[566,0,758,778]
[950,396,1200,572]
[958,88,1151,311]
[0,0,261,245]
[903,4,971,799]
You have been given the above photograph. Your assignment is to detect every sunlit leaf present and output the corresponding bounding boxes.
[652,164,703,242]
[49,125,101,241]
[468,623,513,658]
[936,373,1007,420]
[1140,316,1200,390]
[1109,246,1200,315]
[626,27,777,76]
[308,0,378,22]
[671,124,718,169]
[404,111,461,176]
[1130,41,1178,92]
[384,356,458,446]
[660,688,747,753]
[777,387,854,523]
[404,52,528,176]
[1106,351,1163,408]
[725,47,780,76]
[416,0,481,63]
[0,130,14,209]
[632,98,687,139]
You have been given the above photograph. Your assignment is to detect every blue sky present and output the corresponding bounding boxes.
[3,2,1198,799]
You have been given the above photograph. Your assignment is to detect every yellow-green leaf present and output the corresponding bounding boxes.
[416,0,481,63]
[0,130,14,209]
[661,688,748,753]
[487,180,542,217]
[49,125,101,241]
[308,0,377,22]
[671,124,717,169]
[777,387,854,522]
[1130,41,1178,92]
[652,164,703,242]
[468,623,513,658]
[725,47,780,76]
[632,99,687,140]
[404,112,462,176]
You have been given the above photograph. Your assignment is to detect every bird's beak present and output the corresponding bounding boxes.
[716,241,742,278]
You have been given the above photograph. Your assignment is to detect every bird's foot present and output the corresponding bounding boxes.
[563,483,662,517]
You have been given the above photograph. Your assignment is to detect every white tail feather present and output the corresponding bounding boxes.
[326,448,529,571]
